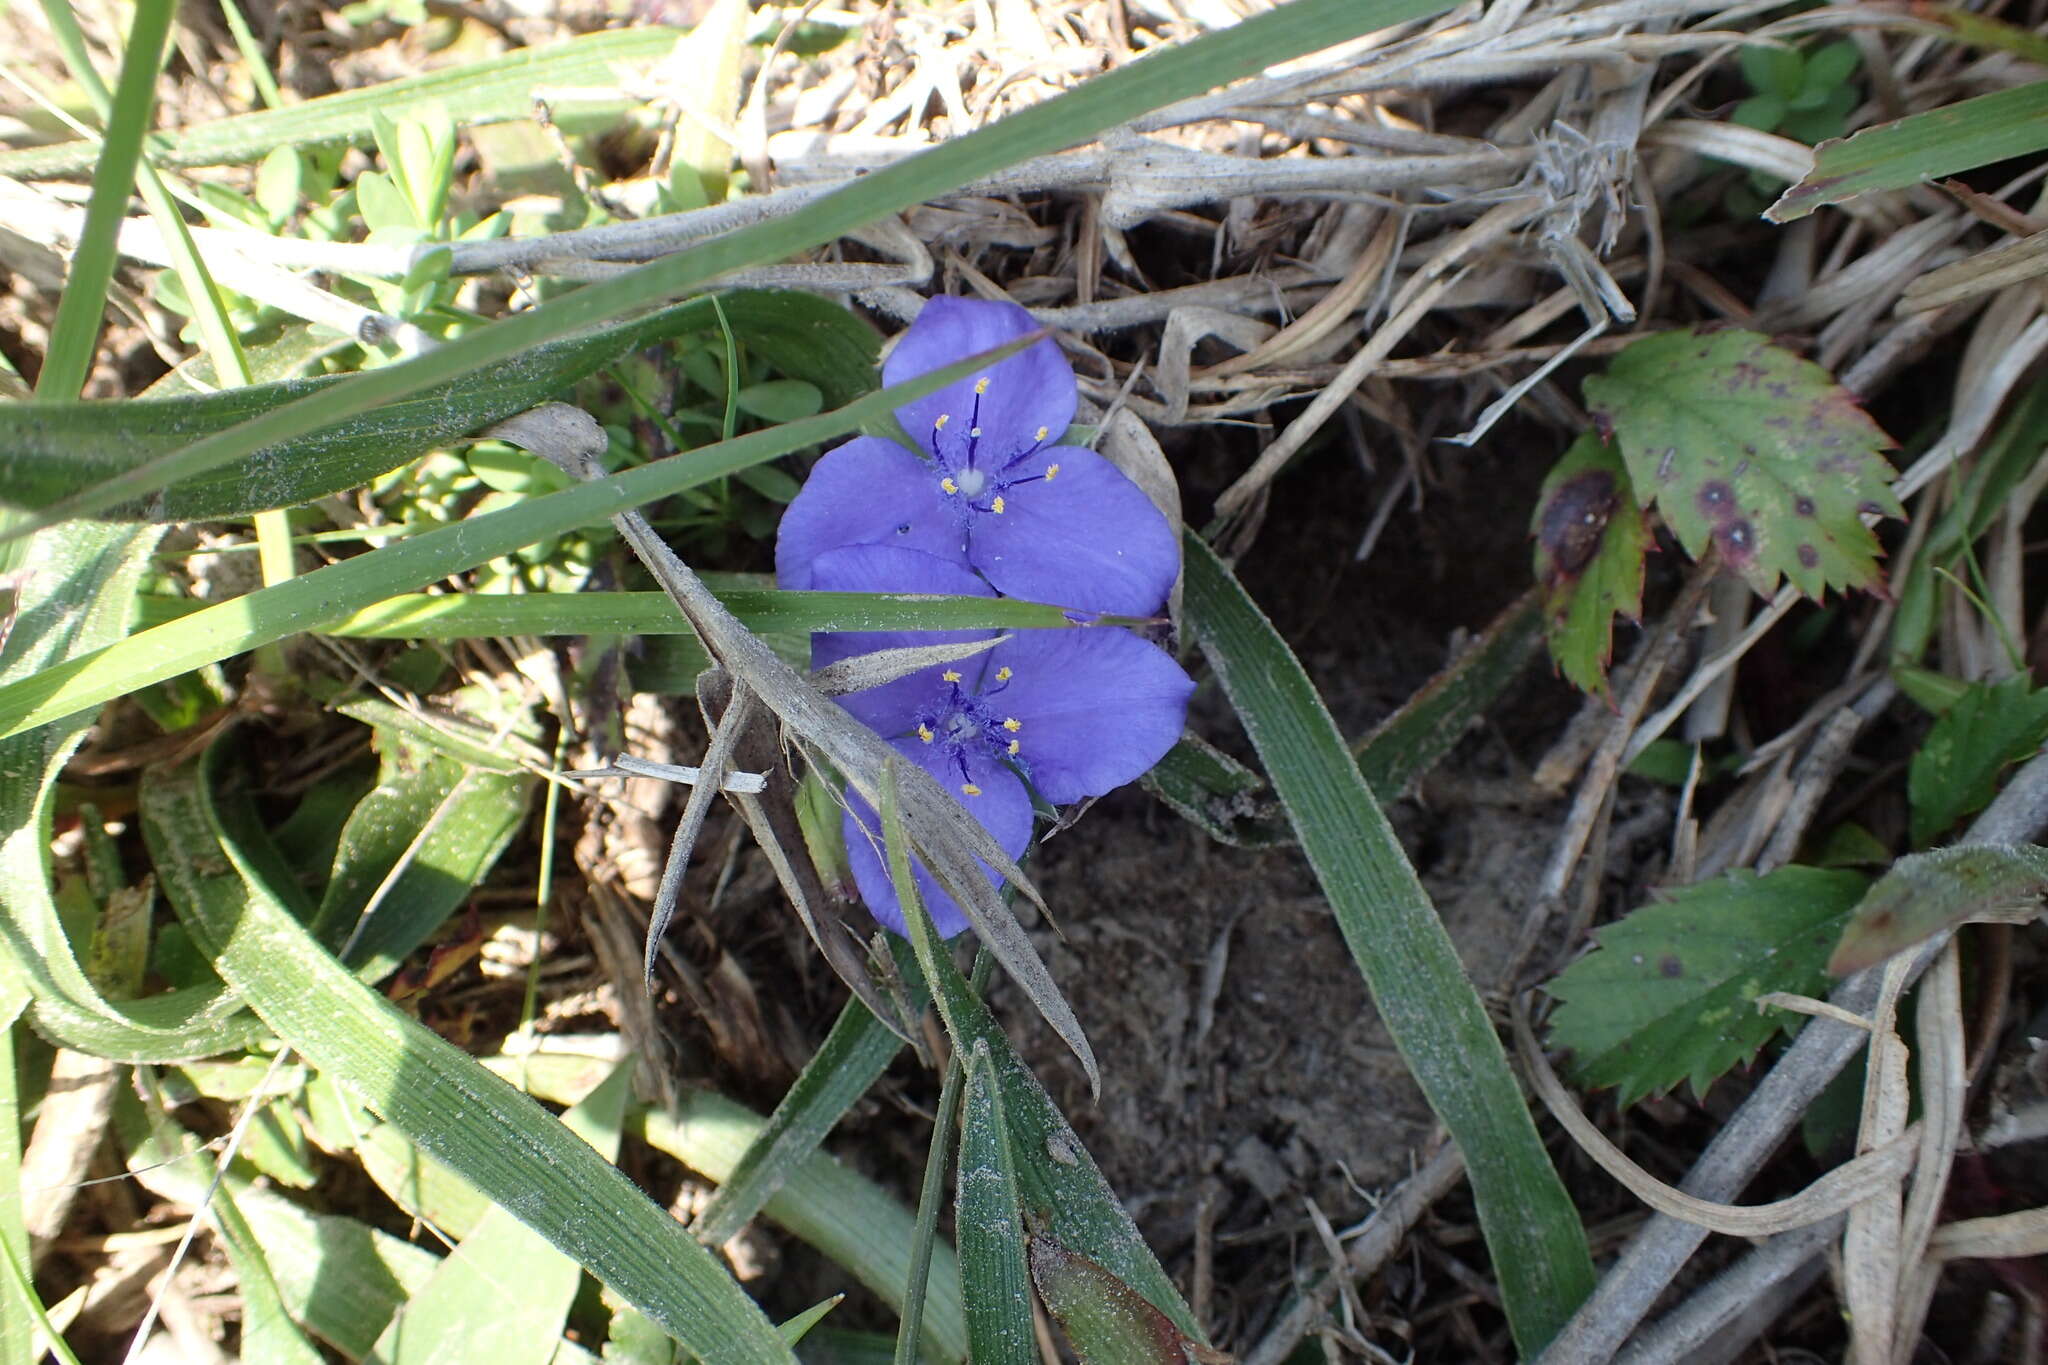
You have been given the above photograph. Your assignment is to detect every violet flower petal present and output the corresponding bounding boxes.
[841,741,1033,938]
[968,446,1180,617]
[986,628,1194,805]
[774,435,965,589]
[885,296,1075,463]
[809,545,996,734]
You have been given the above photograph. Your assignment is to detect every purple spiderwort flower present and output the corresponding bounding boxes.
[809,545,1194,938]
[776,296,1181,619]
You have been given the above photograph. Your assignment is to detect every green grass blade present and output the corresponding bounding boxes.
[0,340,1077,741]
[132,588,1094,639]
[0,27,685,178]
[369,1060,634,1365]
[1181,533,1594,1354]
[0,1001,31,1365]
[139,742,795,1364]
[692,988,917,1247]
[34,0,173,398]
[954,1044,1035,1365]
[0,0,1451,541]
[1767,79,2048,222]
[505,1053,971,1363]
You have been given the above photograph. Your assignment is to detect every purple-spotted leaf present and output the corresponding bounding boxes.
[1027,1234,1214,1365]
[1828,845,2048,976]
[1546,866,1868,1105]
[1582,328,1901,600]
[1531,433,1649,698]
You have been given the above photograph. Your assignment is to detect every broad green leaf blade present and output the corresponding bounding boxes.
[352,1116,495,1237]
[1767,80,2048,222]
[0,342,1062,741]
[134,587,1091,640]
[138,743,795,1365]
[36,0,174,399]
[0,521,266,1064]
[1027,1235,1192,1365]
[954,1045,1035,1365]
[504,1052,970,1364]
[1828,844,2048,975]
[1907,676,2048,846]
[369,1060,635,1365]
[1531,434,1649,698]
[311,715,534,976]
[1,0,1453,540]
[0,289,867,521]
[189,1169,325,1365]
[0,27,685,178]
[1546,866,1869,1104]
[1182,532,1595,1355]
[1583,328,1901,600]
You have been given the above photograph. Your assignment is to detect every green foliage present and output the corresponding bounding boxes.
[1026,1235,1195,1365]
[1531,433,1649,698]
[1769,79,2048,221]
[1828,844,2048,976]
[1733,40,1860,147]
[1546,867,1868,1104]
[1583,327,1901,601]
[1906,675,2048,847]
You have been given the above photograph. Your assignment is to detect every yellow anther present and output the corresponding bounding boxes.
[942,670,962,683]
[1045,463,1060,480]
[1002,717,1021,732]
[991,496,1006,514]
[973,377,989,395]
[961,782,982,797]
[1035,426,1049,442]
[941,477,958,495]
[995,666,1012,681]
[917,723,934,744]
[935,413,950,430]
[1007,739,1020,756]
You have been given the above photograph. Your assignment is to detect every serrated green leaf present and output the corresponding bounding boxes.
[1907,675,2048,846]
[1827,844,2048,975]
[1531,433,1648,697]
[1546,866,1869,1104]
[1583,328,1900,600]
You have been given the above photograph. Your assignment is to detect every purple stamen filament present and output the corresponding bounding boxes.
[912,664,1023,798]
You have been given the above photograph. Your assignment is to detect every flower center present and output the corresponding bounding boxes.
[913,664,1024,797]
[955,467,987,499]
[928,378,1060,518]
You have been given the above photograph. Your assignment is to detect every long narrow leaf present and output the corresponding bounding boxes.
[139,740,795,1364]
[0,0,1450,541]
[1182,533,1594,1354]
[0,27,685,178]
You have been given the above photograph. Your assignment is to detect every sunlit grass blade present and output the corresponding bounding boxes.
[0,27,685,179]
[33,0,174,398]
[0,0,1451,542]
[504,1052,971,1362]
[1,1001,32,1365]
[139,740,796,1364]
[1181,533,1595,1354]
[692,986,918,1247]
[132,588,1096,639]
[368,1061,634,1365]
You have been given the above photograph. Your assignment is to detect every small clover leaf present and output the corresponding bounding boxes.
[1531,433,1650,699]
[1547,866,1869,1105]
[1583,328,1901,601]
